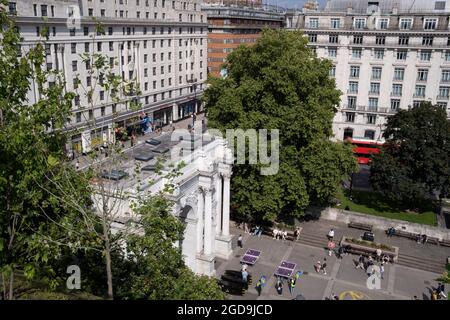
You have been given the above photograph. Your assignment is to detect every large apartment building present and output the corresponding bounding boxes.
[202,3,284,77]
[6,0,207,154]
[286,0,450,142]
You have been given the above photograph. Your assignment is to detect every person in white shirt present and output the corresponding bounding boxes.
[327,229,335,241]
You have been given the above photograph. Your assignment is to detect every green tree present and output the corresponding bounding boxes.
[204,29,357,222]
[0,1,83,299]
[109,195,225,300]
[370,102,450,206]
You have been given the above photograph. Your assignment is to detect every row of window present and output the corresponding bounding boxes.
[73,85,198,123]
[34,25,203,38]
[307,16,445,31]
[346,82,450,98]
[308,34,449,47]
[347,66,450,83]
[64,40,204,54]
[324,46,450,62]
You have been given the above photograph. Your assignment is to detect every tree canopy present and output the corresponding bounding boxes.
[204,29,357,223]
[370,102,450,206]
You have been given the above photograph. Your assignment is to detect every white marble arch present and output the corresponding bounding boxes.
[179,204,198,272]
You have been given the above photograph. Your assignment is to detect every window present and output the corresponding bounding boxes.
[415,85,426,97]
[364,130,376,140]
[330,18,340,29]
[346,112,355,123]
[88,8,94,16]
[350,66,360,78]
[71,43,77,54]
[424,18,437,30]
[370,83,380,95]
[309,18,319,28]
[368,98,378,111]
[441,70,450,82]
[109,42,114,51]
[438,86,450,98]
[367,114,377,124]
[420,51,432,61]
[377,18,389,30]
[348,81,359,93]
[422,36,433,46]
[417,69,428,82]
[435,1,446,10]
[76,112,81,123]
[308,34,317,43]
[399,18,412,30]
[8,2,17,15]
[374,49,384,59]
[397,50,407,60]
[375,36,385,45]
[354,18,366,29]
[41,5,48,17]
[72,61,78,72]
[390,99,400,111]
[347,96,357,109]
[392,84,403,96]
[398,36,409,45]
[372,67,382,80]
[328,47,337,58]
[394,68,405,81]
[84,27,89,36]
[352,48,362,59]
[353,35,363,44]
[329,35,338,43]
[413,101,423,108]
[329,66,336,77]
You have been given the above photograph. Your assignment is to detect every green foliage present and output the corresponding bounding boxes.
[370,102,450,206]
[335,188,437,226]
[113,196,224,300]
[204,29,357,223]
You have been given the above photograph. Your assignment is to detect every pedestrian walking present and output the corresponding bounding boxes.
[288,276,296,295]
[242,270,248,283]
[437,283,447,299]
[322,258,328,275]
[356,255,365,269]
[380,264,385,279]
[255,275,266,297]
[327,229,335,241]
[75,161,80,170]
[275,277,283,295]
[328,241,335,256]
[294,227,301,241]
[237,234,243,248]
[315,261,322,273]
[376,248,382,262]
[241,263,248,272]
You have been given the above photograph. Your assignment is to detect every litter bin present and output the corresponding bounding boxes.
[362,232,374,242]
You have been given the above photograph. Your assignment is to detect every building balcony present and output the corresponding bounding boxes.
[437,95,449,100]
[391,92,402,97]
[341,105,393,114]
[347,89,358,94]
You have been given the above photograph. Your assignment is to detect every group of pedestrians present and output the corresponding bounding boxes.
[431,283,447,300]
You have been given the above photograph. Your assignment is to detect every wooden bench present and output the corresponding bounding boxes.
[391,229,419,240]
[426,237,440,245]
[344,245,396,262]
[439,239,450,247]
[348,221,373,231]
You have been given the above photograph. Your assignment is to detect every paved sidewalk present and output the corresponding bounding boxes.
[219,224,447,300]
[72,113,205,170]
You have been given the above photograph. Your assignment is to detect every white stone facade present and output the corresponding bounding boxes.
[6,0,207,153]
[286,0,450,141]
[94,132,233,276]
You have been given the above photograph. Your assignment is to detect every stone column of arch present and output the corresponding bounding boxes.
[221,171,231,237]
[203,187,213,256]
[196,187,204,254]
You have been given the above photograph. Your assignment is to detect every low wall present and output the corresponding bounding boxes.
[321,207,450,241]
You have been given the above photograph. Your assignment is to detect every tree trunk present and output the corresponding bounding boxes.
[102,222,114,300]
[8,271,14,300]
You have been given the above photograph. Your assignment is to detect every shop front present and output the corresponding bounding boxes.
[178,99,198,120]
[153,106,173,129]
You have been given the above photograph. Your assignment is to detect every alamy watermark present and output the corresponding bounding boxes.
[66,265,81,290]
[170,122,279,176]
